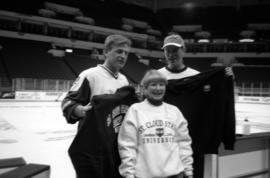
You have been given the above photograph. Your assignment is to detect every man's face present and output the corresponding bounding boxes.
[105,44,130,71]
[144,81,166,102]
[164,45,185,69]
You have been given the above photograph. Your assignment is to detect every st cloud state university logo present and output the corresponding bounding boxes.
[106,104,129,133]
[156,128,164,137]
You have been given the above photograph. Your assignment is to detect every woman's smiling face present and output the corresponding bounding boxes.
[144,80,166,102]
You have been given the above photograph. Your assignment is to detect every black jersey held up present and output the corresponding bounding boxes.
[164,68,236,154]
[68,86,139,178]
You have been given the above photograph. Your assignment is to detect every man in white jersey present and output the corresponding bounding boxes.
[61,34,131,128]
[158,34,199,79]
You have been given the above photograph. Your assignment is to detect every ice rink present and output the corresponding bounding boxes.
[0,100,270,178]
[0,101,77,178]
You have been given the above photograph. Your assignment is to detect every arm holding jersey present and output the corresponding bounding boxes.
[61,73,91,124]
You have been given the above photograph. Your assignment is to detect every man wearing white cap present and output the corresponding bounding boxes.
[159,34,234,178]
[159,33,203,178]
[158,33,199,80]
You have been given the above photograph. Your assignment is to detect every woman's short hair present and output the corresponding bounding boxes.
[104,34,132,53]
[140,70,167,88]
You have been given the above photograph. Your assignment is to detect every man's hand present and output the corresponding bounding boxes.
[74,103,92,117]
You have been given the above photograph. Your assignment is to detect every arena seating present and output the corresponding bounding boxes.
[146,56,217,72]
[184,57,218,72]
[233,66,270,85]
[148,56,166,70]
[0,0,269,96]
[236,57,270,66]
[1,7,270,52]
[1,37,75,80]
[233,66,270,96]
[0,55,9,79]
[64,52,103,76]
[122,53,152,84]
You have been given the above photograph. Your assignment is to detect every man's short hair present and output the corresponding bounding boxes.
[104,34,132,53]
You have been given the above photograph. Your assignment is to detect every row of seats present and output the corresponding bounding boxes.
[1,16,270,53]
[1,37,270,90]
[2,1,270,41]
[64,53,103,76]
[157,5,270,40]
[1,37,75,80]
[233,66,270,84]
[186,43,270,53]
[236,57,270,65]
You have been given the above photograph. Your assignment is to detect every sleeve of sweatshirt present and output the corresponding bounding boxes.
[118,106,138,178]
[61,73,91,124]
[175,108,194,176]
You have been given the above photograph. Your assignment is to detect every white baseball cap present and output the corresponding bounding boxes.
[162,34,185,49]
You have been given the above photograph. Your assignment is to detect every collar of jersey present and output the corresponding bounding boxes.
[99,64,119,79]
[165,66,187,73]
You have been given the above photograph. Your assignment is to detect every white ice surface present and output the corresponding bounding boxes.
[0,101,270,178]
[0,101,77,178]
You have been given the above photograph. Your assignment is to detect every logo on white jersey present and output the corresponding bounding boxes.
[106,105,129,133]
[156,128,164,137]
[70,77,83,91]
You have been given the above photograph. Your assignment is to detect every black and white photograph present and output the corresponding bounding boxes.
[0,0,270,178]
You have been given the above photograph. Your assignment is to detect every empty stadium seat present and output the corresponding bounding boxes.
[64,53,103,76]
[0,157,26,175]
[0,163,50,178]
[121,53,152,84]
[1,37,75,80]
